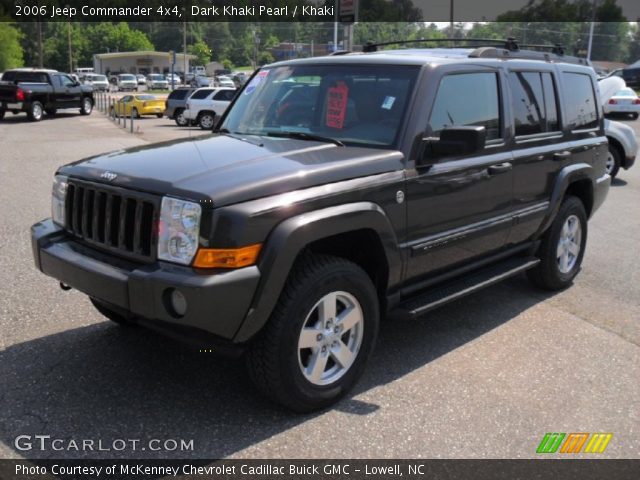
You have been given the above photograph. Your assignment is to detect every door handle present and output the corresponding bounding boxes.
[487,162,512,175]
[553,151,572,161]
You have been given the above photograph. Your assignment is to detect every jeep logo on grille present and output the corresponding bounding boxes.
[100,171,117,181]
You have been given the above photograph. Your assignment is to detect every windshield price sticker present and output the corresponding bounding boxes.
[326,81,349,129]
[244,70,270,95]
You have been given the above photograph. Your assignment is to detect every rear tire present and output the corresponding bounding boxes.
[631,112,639,120]
[246,254,379,412]
[605,145,621,178]
[528,196,587,291]
[156,113,163,118]
[27,101,44,121]
[174,108,188,126]
[90,298,134,326]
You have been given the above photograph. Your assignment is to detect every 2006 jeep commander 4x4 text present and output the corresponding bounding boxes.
[32,40,611,412]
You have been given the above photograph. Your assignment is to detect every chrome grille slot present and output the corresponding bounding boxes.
[65,180,158,262]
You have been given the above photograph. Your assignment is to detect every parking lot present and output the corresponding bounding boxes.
[0,110,638,459]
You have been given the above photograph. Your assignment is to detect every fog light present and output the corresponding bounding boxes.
[169,289,187,317]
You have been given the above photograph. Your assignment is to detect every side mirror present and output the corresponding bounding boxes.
[420,126,487,164]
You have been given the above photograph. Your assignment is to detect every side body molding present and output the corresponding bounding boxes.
[233,202,402,342]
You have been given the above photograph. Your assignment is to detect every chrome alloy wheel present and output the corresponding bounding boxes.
[32,103,43,120]
[83,97,93,114]
[557,214,582,274]
[605,151,615,175]
[297,291,364,386]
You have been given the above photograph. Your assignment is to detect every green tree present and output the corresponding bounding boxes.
[0,23,24,70]
[188,39,212,65]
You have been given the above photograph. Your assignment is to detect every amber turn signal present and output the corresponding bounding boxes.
[193,244,262,269]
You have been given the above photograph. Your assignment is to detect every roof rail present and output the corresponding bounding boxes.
[328,50,353,56]
[362,37,520,53]
[469,46,589,66]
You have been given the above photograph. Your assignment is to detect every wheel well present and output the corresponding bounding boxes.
[304,229,389,306]
[565,179,594,217]
[606,135,624,161]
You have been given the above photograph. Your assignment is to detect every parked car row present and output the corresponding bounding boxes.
[164,86,236,129]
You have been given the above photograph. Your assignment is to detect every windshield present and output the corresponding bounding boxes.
[136,95,156,100]
[94,75,107,81]
[222,64,419,148]
[149,74,165,80]
[120,75,135,81]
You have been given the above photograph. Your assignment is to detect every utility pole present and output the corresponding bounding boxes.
[37,22,43,68]
[183,18,187,78]
[333,0,338,51]
[449,0,454,36]
[586,0,598,60]
[67,20,73,72]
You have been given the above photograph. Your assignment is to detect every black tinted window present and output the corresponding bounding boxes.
[168,89,191,100]
[190,89,214,100]
[562,73,598,130]
[213,90,235,101]
[510,71,559,136]
[2,71,48,83]
[429,73,501,140]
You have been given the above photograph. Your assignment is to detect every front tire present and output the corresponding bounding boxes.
[131,108,139,119]
[80,97,93,115]
[528,196,587,291]
[198,112,215,130]
[0,110,5,121]
[27,101,44,121]
[631,112,639,120]
[246,254,379,412]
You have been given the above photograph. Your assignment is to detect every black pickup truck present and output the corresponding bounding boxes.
[31,41,611,412]
[0,69,94,121]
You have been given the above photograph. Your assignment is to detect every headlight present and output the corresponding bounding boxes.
[158,197,202,265]
[51,175,68,227]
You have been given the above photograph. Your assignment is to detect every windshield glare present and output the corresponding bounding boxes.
[222,64,419,147]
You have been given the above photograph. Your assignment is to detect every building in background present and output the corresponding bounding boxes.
[93,51,196,76]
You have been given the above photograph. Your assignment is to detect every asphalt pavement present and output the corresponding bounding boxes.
[0,110,638,459]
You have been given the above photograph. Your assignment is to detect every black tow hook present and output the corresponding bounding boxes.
[59,282,72,291]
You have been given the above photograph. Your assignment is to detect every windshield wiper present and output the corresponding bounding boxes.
[266,131,344,147]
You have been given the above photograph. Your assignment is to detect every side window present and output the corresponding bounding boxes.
[562,72,598,130]
[509,71,560,136]
[429,72,501,141]
[214,90,235,101]
[56,75,75,87]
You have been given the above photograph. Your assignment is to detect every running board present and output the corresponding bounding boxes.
[393,257,540,319]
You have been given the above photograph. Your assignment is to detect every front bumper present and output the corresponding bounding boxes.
[31,219,260,346]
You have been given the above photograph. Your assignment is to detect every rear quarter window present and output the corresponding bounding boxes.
[190,89,214,100]
[168,89,190,100]
[562,72,598,130]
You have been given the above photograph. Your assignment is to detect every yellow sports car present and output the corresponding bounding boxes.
[110,94,165,118]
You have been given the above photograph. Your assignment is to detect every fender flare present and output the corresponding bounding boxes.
[535,162,593,238]
[233,202,402,342]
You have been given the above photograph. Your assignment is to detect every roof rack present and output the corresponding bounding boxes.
[362,38,518,53]
[362,37,589,66]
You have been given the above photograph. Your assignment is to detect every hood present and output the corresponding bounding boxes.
[58,134,404,207]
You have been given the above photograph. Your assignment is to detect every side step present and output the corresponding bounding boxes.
[393,256,540,319]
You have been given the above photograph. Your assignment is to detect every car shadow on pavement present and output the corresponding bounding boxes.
[611,178,628,187]
[0,275,556,459]
[0,112,81,124]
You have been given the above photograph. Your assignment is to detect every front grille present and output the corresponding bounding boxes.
[65,180,158,262]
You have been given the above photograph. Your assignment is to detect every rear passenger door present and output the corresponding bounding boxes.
[405,70,514,281]
[211,89,236,114]
[506,69,570,245]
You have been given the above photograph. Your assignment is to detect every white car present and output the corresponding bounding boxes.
[146,73,168,90]
[165,73,181,87]
[183,87,236,130]
[604,119,638,178]
[190,75,211,88]
[603,87,640,120]
[215,75,236,88]
[116,74,138,92]
[83,74,109,92]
